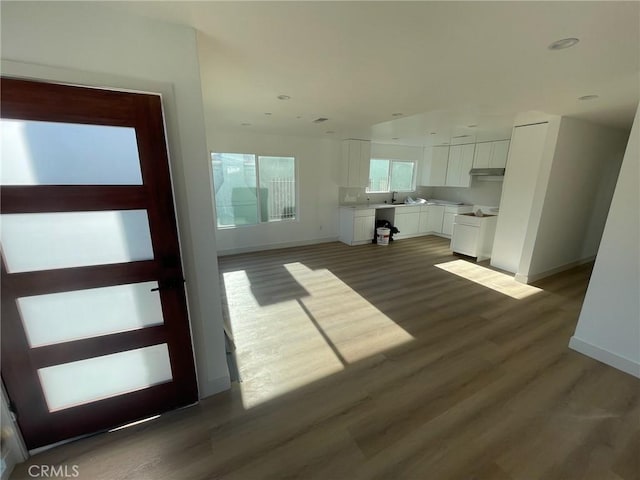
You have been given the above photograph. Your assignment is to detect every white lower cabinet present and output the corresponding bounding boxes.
[354,216,375,243]
[339,207,375,245]
[394,206,421,239]
[442,213,456,236]
[418,210,430,234]
[451,214,498,261]
[451,223,480,256]
[339,204,473,246]
[425,205,445,233]
[442,205,473,237]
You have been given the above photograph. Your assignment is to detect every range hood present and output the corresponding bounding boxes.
[469,168,505,176]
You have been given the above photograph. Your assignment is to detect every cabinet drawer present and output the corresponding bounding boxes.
[354,208,375,217]
[396,205,421,214]
[445,205,473,214]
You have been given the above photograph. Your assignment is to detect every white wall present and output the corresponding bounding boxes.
[1,2,230,397]
[570,106,640,378]
[524,117,628,279]
[419,179,504,207]
[209,131,340,254]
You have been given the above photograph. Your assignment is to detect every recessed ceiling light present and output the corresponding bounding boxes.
[548,37,579,50]
[264,112,272,116]
[241,122,251,127]
[578,94,599,101]
[392,113,403,117]
[277,95,291,100]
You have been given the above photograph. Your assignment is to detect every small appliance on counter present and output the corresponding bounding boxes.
[450,205,499,261]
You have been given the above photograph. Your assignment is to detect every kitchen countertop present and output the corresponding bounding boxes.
[340,200,471,210]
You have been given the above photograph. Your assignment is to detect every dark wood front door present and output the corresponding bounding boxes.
[0,78,198,449]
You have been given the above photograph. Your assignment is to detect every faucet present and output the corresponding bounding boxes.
[391,191,398,203]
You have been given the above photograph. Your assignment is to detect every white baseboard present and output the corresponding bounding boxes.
[569,336,640,378]
[516,255,596,284]
[217,237,338,256]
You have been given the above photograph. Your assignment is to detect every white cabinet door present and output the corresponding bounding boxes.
[354,215,375,242]
[418,211,430,233]
[491,123,548,273]
[490,140,510,169]
[446,144,474,187]
[445,145,462,186]
[420,146,449,186]
[340,140,371,188]
[452,223,479,256]
[358,140,371,188]
[347,141,361,187]
[459,143,474,187]
[473,142,492,168]
[442,212,456,236]
[431,146,449,186]
[426,205,445,233]
[395,212,420,237]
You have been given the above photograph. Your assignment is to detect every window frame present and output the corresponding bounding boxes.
[210,152,299,230]
[366,158,417,193]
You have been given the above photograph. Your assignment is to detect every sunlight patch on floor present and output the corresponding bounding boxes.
[434,259,543,300]
[222,262,413,409]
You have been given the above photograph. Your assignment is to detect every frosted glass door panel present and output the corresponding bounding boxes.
[0,119,142,185]
[38,344,173,412]
[18,282,164,347]
[1,210,154,273]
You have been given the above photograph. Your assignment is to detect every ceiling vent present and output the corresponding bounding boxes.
[313,117,329,123]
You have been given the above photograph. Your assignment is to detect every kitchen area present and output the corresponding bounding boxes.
[337,110,627,285]
[338,135,508,263]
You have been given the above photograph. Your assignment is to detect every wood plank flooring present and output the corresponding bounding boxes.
[11,237,639,480]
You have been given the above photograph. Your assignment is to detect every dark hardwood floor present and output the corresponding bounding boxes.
[11,237,639,480]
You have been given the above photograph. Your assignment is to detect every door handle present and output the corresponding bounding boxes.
[150,278,185,292]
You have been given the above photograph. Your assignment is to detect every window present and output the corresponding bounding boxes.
[211,153,296,228]
[367,159,416,193]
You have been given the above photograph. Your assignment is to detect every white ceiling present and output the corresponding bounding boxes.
[109,1,640,145]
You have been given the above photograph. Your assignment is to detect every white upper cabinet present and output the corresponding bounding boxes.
[419,145,449,186]
[490,140,510,168]
[472,142,492,168]
[446,143,474,187]
[339,139,371,188]
[472,140,510,169]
